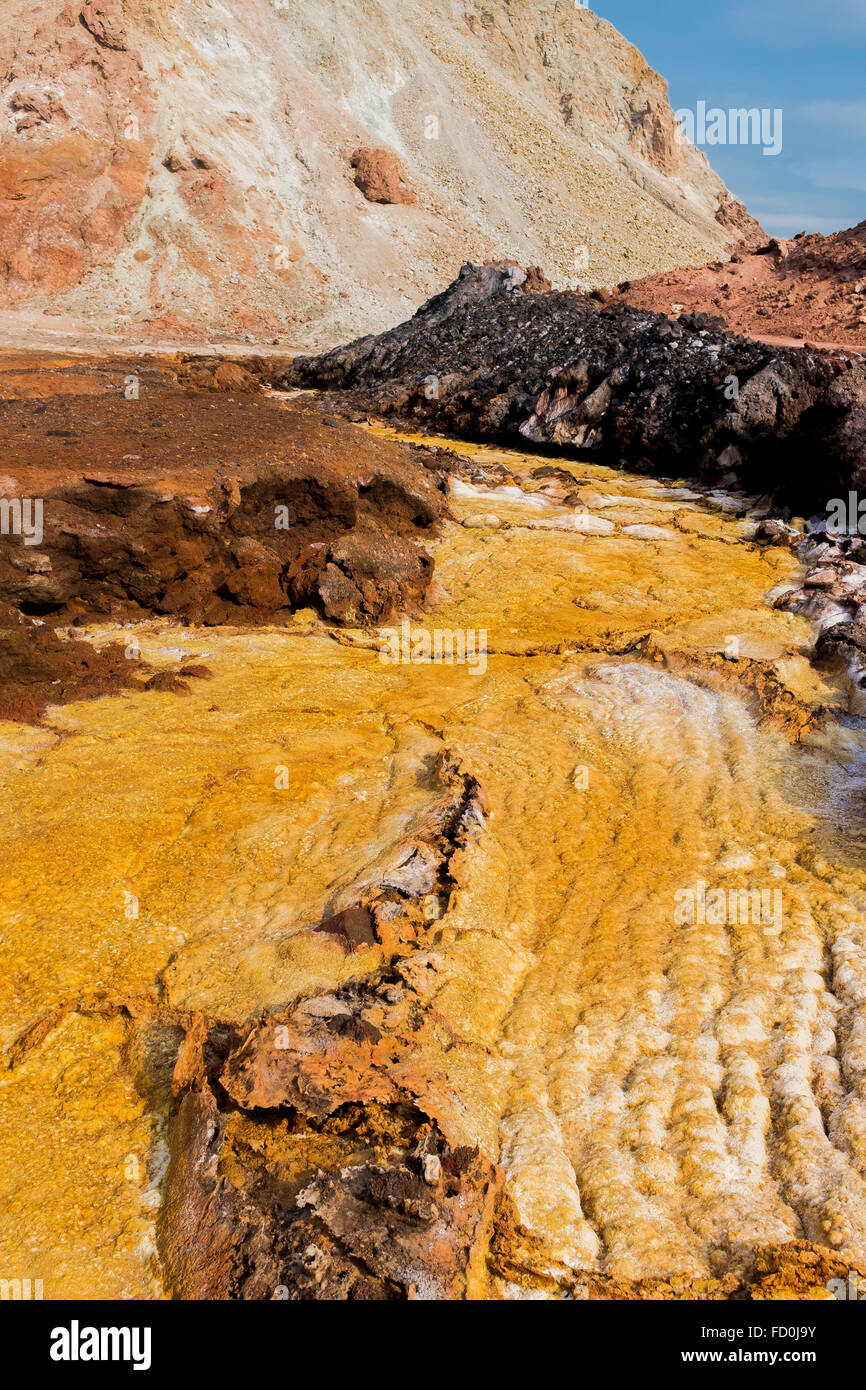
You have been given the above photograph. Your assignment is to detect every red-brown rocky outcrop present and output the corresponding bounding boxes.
[350,147,416,206]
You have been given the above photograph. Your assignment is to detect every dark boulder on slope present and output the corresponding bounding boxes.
[285,262,866,512]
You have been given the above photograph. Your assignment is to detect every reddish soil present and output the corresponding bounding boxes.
[605,220,866,353]
[0,349,444,720]
[0,601,213,724]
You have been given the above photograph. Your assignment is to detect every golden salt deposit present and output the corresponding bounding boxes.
[3,434,866,1297]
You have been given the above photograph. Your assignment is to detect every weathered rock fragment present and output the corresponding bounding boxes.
[350,147,417,206]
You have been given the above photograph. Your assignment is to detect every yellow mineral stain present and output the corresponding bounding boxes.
[0,1014,164,1299]
[3,434,866,1295]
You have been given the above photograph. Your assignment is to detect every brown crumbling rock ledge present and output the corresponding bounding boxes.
[0,351,443,718]
[156,751,503,1300]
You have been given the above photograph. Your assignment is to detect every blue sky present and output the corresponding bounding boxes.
[598,0,866,236]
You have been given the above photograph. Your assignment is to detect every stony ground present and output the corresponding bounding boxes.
[4,378,866,1299]
[603,221,866,353]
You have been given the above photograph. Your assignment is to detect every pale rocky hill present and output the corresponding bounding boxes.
[0,0,762,346]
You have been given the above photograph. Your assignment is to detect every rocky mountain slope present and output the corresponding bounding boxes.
[604,220,866,352]
[1,0,761,346]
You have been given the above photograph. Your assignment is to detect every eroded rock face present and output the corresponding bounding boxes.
[523,265,553,293]
[0,353,442,716]
[0,364,441,633]
[751,518,866,720]
[0,0,757,344]
[287,262,866,513]
[0,2,151,301]
[160,1080,503,1300]
[158,754,501,1301]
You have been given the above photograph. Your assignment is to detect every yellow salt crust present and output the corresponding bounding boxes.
[3,436,866,1295]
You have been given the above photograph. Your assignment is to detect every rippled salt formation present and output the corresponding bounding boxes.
[3,434,866,1297]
